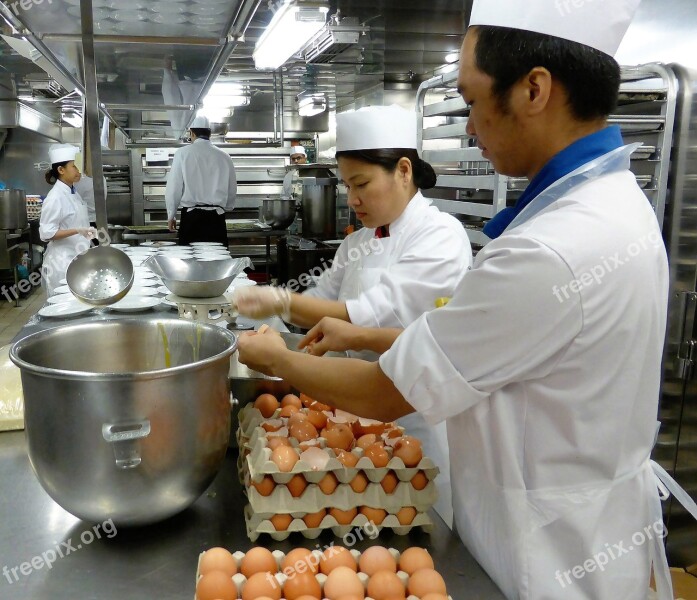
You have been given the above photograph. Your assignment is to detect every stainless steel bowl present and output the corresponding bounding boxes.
[66,246,134,305]
[145,255,249,298]
[10,318,237,526]
[259,198,296,229]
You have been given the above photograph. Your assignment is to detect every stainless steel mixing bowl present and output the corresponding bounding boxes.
[145,255,249,298]
[66,246,134,305]
[10,318,237,526]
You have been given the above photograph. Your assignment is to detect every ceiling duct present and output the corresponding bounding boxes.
[25,74,66,99]
[302,16,366,64]
[0,35,77,93]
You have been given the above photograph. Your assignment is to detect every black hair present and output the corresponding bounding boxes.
[191,128,211,139]
[335,148,437,190]
[472,25,620,121]
[45,161,70,185]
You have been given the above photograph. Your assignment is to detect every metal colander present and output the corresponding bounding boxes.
[66,246,134,305]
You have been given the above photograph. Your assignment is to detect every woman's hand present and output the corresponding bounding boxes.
[298,317,365,355]
[232,286,291,319]
[237,327,288,376]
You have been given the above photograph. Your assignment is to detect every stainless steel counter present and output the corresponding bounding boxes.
[1,308,505,599]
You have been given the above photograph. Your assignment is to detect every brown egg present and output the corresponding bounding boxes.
[241,571,282,600]
[407,568,447,597]
[384,427,402,439]
[356,434,378,450]
[363,443,389,468]
[289,420,319,443]
[199,547,237,577]
[323,566,364,599]
[349,472,369,493]
[288,411,309,426]
[196,571,237,600]
[267,436,291,451]
[281,548,316,574]
[334,449,359,468]
[302,509,327,528]
[241,547,278,578]
[398,548,435,575]
[353,417,387,437]
[299,392,315,408]
[281,394,302,409]
[252,475,276,497]
[283,570,322,600]
[396,506,417,525]
[328,507,358,526]
[255,393,280,418]
[318,472,339,495]
[262,419,284,433]
[380,471,399,494]
[320,545,357,574]
[358,546,397,576]
[366,570,406,599]
[270,513,293,531]
[306,409,328,430]
[322,424,354,451]
[271,446,299,472]
[280,404,299,418]
[393,436,423,467]
[287,474,308,498]
[334,409,359,424]
[421,595,449,600]
[360,506,387,524]
[410,471,429,490]
[293,597,324,600]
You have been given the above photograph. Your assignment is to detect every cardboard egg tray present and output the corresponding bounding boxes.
[195,546,453,600]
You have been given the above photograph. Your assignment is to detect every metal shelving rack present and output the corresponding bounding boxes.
[416,63,679,246]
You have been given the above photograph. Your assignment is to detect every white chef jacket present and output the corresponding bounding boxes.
[380,169,669,599]
[39,180,91,296]
[73,175,107,223]
[165,138,237,220]
[306,191,473,528]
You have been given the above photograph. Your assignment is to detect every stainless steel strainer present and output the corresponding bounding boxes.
[66,246,134,305]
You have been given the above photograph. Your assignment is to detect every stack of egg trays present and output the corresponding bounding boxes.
[236,406,439,541]
[194,547,454,600]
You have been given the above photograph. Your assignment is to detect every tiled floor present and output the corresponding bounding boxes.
[0,285,46,348]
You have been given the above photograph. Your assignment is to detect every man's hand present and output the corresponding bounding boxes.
[232,286,291,319]
[168,218,177,232]
[298,317,365,355]
[77,227,97,239]
[237,327,287,376]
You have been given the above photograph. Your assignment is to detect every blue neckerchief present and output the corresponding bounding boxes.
[70,185,76,194]
[483,126,624,239]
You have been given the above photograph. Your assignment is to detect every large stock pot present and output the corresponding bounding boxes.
[10,318,237,526]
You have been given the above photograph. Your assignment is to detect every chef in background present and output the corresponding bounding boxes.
[234,105,474,527]
[290,146,308,164]
[39,144,95,296]
[235,1,691,598]
[165,115,237,246]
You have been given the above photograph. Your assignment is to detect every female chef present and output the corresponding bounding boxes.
[234,105,473,527]
[39,144,95,296]
[235,1,695,598]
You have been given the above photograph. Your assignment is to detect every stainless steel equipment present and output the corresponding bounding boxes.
[145,255,250,298]
[297,166,338,239]
[259,198,296,229]
[9,318,237,526]
[66,246,134,305]
[0,189,27,230]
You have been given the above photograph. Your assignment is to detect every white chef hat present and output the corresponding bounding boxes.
[469,0,641,56]
[190,115,211,129]
[48,144,79,165]
[290,146,306,156]
[336,105,417,152]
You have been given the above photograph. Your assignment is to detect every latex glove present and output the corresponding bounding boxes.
[231,286,291,319]
[237,327,287,376]
[77,227,97,239]
[168,218,177,232]
[298,316,364,356]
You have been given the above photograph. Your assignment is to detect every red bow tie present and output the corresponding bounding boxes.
[375,225,390,238]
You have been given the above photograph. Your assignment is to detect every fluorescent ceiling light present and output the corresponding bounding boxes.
[254,1,329,70]
[445,52,460,64]
[204,82,250,108]
[298,94,326,117]
[199,107,232,123]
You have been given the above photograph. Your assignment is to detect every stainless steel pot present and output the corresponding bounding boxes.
[259,198,296,229]
[298,167,338,239]
[0,189,28,230]
[10,318,237,526]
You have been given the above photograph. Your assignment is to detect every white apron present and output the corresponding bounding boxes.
[338,227,455,529]
[41,191,90,297]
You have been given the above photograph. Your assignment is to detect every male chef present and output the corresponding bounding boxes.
[290,146,308,164]
[236,1,684,598]
[165,115,236,246]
